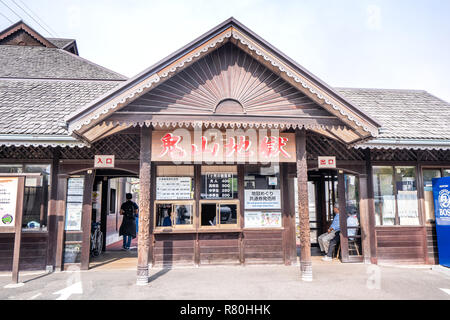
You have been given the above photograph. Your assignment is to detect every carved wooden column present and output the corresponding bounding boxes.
[295,128,312,281]
[137,126,152,285]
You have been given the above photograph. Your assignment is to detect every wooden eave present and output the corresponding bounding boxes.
[65,18,381,144]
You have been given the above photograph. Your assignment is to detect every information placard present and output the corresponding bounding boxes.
[245,211,282,228]
[65,177,84,231]
[245,189,281,209]
[156,177,193,200]
[0,177,18,227]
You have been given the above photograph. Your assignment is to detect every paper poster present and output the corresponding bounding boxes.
[0,177,18,227]
[245,211,282,228]
[245,189,281,209]
[65,177,84,231]
[156,177,193,200]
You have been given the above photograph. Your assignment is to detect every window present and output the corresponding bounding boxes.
[373,166,419,226]
[155,201,195,228]
[200,201,239,227]
[200,166,239,228]
[422,168,450,223]
[0,164,51,230]
[244,164,282,228]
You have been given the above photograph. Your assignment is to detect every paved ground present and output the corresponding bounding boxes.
[1,256,450,300]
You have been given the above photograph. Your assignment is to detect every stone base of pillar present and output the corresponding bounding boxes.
[136,266,149,286]
[300,261,313,281]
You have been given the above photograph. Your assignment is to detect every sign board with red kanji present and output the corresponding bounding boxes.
[318,156,336,168]
[94,155,115,168]
[151,130,296,163]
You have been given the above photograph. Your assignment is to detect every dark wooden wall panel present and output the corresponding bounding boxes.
[199,233,240,265]
[243,230,284,264]
[376,227,426,264]
[153,233,195,267]
[426,225,439,265]
[0,233,48,271]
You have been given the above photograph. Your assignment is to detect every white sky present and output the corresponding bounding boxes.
[1,0,450,102]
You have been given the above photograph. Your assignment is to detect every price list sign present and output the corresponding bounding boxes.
[205,173,234,199]
[156,177,193,200]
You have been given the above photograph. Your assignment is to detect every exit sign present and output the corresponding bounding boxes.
[318,156,336,168]
[94,155,115,168]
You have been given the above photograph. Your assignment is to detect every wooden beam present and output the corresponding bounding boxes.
[364,149,378,264]
[11,177,25,284]
[137,126,152,285]
[295,128,312,281]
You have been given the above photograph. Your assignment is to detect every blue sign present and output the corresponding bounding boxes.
[432,177,450,267]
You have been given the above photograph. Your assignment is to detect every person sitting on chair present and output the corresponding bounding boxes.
[323,210,360,261]
[319,206,340,261]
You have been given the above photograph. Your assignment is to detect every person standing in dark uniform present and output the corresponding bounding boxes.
[119,193,139,250]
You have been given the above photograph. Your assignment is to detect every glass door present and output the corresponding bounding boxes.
[339,173,363,262]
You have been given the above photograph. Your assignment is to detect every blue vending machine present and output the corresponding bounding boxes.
[432,176,450,268]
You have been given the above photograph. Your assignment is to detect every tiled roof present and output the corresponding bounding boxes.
[0,45,127,80]
[336,88,450,140]
[0,79,121,135]
[47,38,75,49]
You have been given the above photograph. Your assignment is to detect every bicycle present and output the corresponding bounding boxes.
[90,222,103,257]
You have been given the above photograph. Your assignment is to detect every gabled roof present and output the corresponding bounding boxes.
[0,20,56,48]
[65,17,381,144]
[0,21,127,147]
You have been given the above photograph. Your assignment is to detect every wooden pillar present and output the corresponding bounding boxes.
[137,126,152,285]
[359,174,372,263]
[80,171,95,270]
[46,148,60,271]
[54,174,68,271]
[295,128,312,281]
[364,149,377,264]
[11,177,25,283]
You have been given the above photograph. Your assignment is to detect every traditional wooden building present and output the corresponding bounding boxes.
[0,18,449,283]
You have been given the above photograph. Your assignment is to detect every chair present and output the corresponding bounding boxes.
[336,238,360,258]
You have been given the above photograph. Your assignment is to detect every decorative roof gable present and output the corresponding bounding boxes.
[64,17,381,144]
[0,20,56,48]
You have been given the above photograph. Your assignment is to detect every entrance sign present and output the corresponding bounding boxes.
[0,177,18,227]
[94,155,115,168]
[156,177,193,200]
[245,211,282,228]
[245,189,281,209]
[318,156,336,168]
[432,176,450,267]
[65,177,84,231]
[151,130,296,163]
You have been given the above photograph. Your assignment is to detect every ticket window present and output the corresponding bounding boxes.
[200,165,239,228]
[155,165,195,229]
[155,201,195,229]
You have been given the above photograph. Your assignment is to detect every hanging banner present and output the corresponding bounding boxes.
[151,130,296,163]
[244,189,281,209]
[0,177,18,228]
[156,177,193,200]
[244,211,282,228]
[432,176,450,267]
